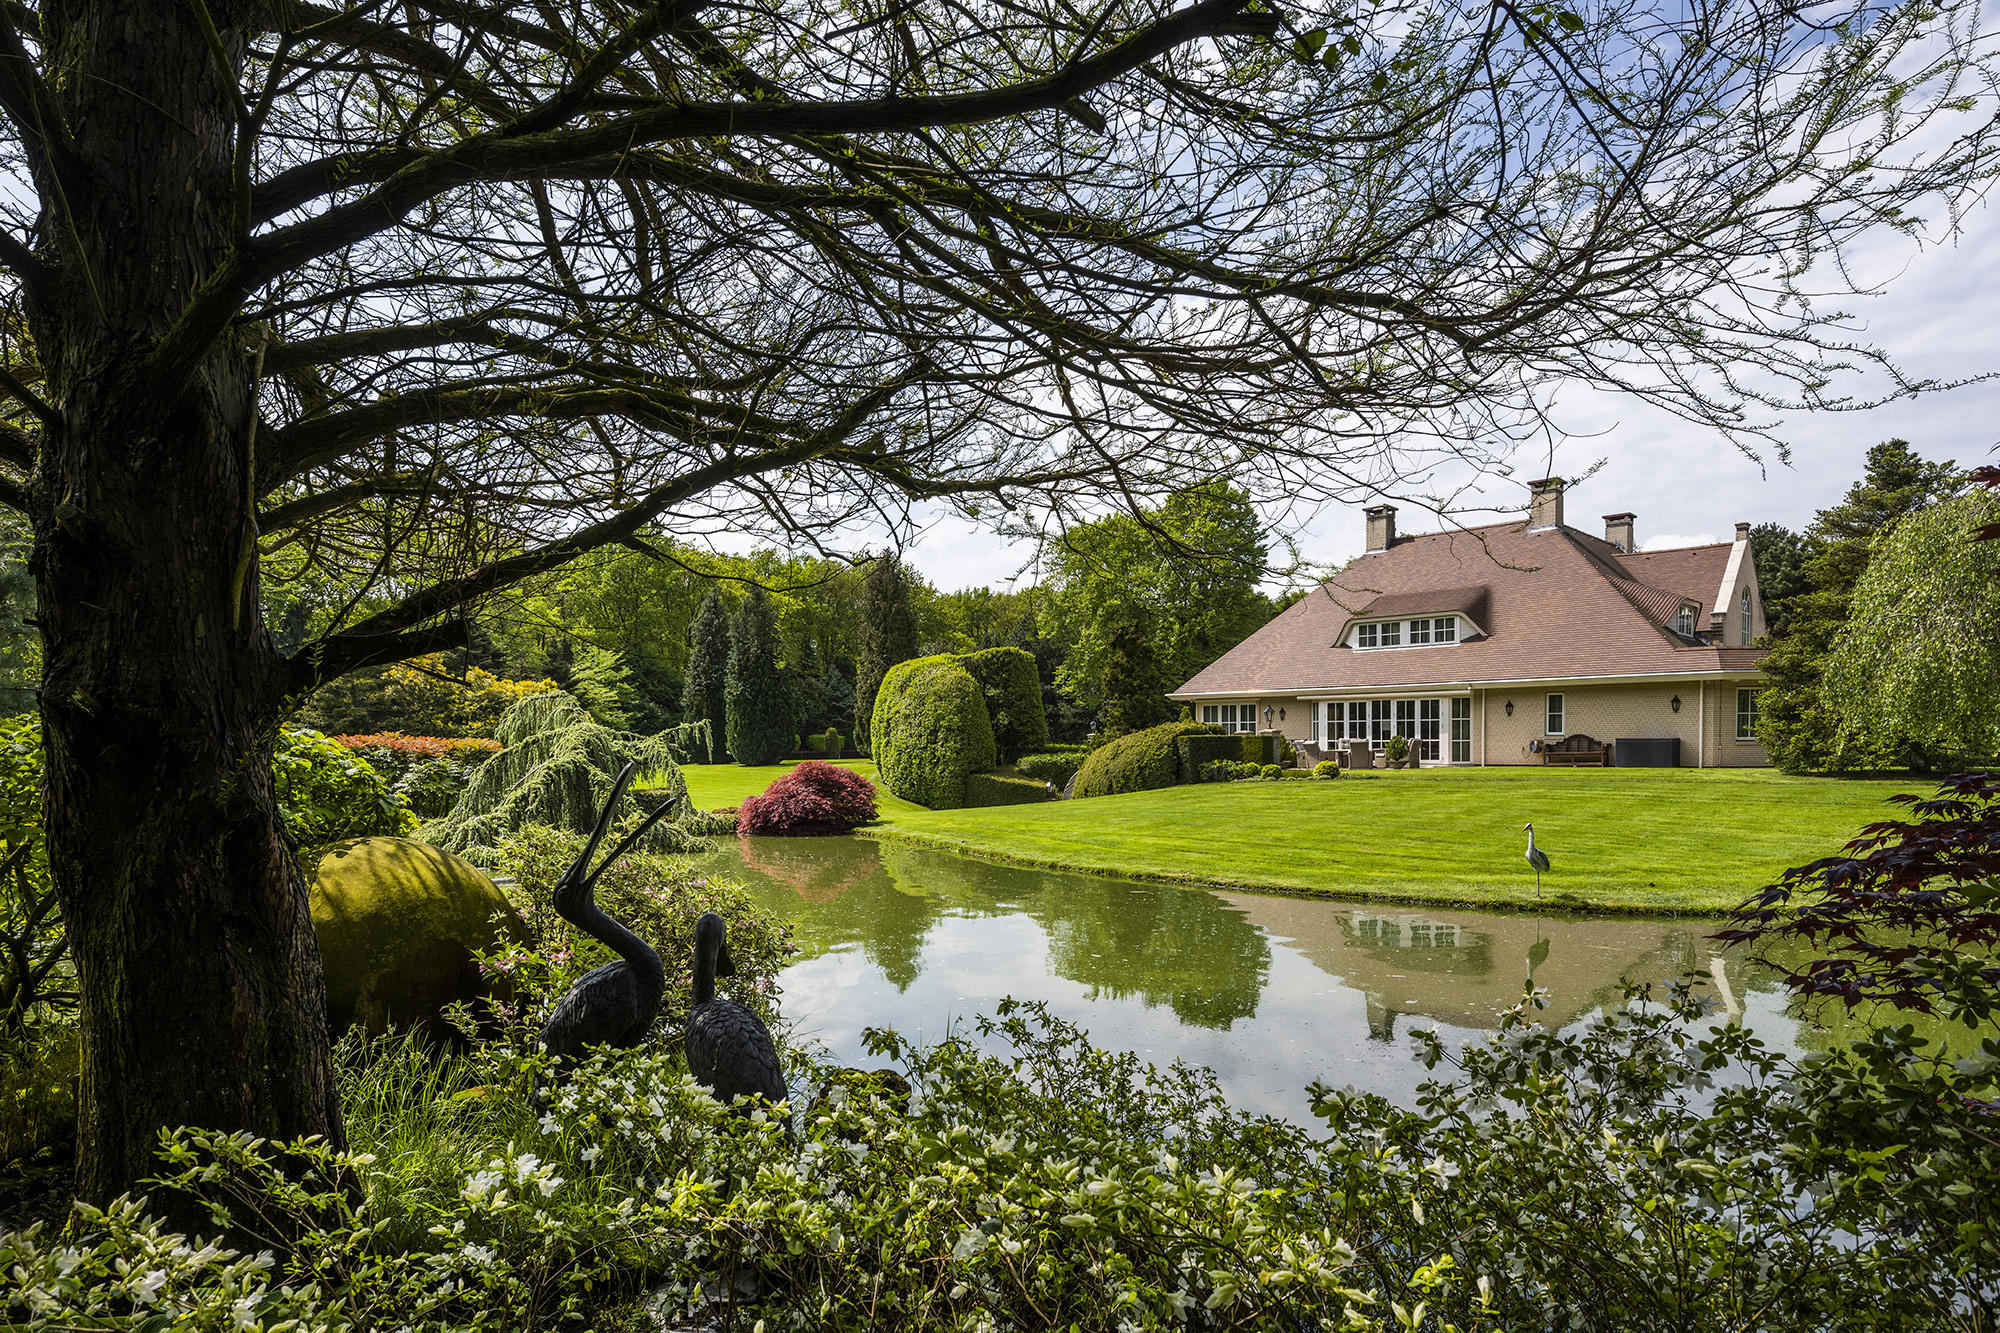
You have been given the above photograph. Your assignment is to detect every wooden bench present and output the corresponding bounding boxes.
[1541,733,1608,766]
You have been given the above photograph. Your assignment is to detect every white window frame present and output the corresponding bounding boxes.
[1546,693,1565,735]
[1353,615,1457,650]
[1450,697,1472,763]
[1741,587,1752,642]
[1736,688,1761,740]
[1675,605,1696,636]
[1433,616,1457,644]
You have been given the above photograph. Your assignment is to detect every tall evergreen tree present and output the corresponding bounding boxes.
[1748,522,1811,638]
[727,588,796,766]
[1759,440,1960,772]
[854,555,920,750]
[1100,621,1177,737]
[680,588,731,764]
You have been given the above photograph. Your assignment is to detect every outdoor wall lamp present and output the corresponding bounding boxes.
[1671,695,1682,713]
[1278,708,1286,721]
[1504,700,1514,717]
[1264,706,1275,724]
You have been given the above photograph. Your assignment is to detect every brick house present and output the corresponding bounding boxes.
[1169,479,1769,767]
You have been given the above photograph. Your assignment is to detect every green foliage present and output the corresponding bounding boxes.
[0,513,35,715]
[565,644,638,730]
[1072,719,1212,799]
[1016,750,1084,788]
[390,755,482,819]
[0,1022,75,1190]
[17,988,1995,1331]
[1044,484,1285,712]
[1748,521,1810,637]
[299,654,558,739]
[724,587,795,766]
[1259,763,1283,779]
[489,824,790,1032]
[415,692,705,865]
[1313,759,1341,778]
[871,655,996,810]
[854,554,920,751]
[1175,731,1245,778]
[1759,440,1961,772]
[958,645,1048,759]
[679,587,730,763]
[962,771,1053,807]
[1385,733,1411,762]
[1824,491,2000,768]
[1099,620,1175,736]
[271,726,418,847]
[0,716,65,1038]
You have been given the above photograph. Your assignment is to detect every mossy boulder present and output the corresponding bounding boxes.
[311,837,532,1044]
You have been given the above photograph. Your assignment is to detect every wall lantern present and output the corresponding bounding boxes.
[1670,695,1682,713]
[1264,705,1275,724]
[1278,708,1286,722]
[1504,700,1514,717]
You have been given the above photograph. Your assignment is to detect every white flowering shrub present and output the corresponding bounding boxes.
[4,990,1994,1331]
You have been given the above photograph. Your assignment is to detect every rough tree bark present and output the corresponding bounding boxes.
[26,2,343,1207]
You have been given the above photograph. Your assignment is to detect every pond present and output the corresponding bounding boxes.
[701,835,1825,1122]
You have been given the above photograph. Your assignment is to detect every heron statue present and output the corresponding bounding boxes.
[534,762,680,1100]
[1523,821,1551,897]
[686,911,791,1138]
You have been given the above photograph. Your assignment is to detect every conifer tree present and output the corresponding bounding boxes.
[1759,441,1959,772]
[681,588,731,764]
[727,588,796,766]
[854,555,920,751]
[1100,621,1177,737]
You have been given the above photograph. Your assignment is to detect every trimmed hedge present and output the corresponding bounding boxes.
[871,655,996,810]
[958,647,1047,759]
[1072,719,1214,799]
[1176,732,1246,778]
[1016,750,1084,788]
[963,771,1054,807]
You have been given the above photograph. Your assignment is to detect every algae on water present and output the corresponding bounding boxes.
[414,692,713,865]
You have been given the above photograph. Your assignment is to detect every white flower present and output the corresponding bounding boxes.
[581,1144,602,1164]
[511,1152,542,1180]
[462,1243,498,1267]
[952,1229,989,1260]
[130,1269,167,1305]
[462,1169,503,1203]
[538,1112,559,1136]
[231,1294,260,1329]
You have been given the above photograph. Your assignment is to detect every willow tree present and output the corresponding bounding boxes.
[0,0,1994,1205]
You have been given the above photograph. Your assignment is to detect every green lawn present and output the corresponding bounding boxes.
[672,759,931,818]
[856,767,1918,915]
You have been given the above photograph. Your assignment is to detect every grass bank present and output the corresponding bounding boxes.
[857,767,1915,915]
[672,759,931,818]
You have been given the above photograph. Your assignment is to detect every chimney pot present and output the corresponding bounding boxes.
[1603,512,1636,552]
[1735,521,1751,542]
[1364,504,1397,553]
[1528,478,1565,531]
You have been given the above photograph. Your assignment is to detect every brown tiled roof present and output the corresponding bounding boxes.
[1174,520,1765,697]
[1352,584,1492,629]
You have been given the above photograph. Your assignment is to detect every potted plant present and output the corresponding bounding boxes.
[1384,734,1411,769]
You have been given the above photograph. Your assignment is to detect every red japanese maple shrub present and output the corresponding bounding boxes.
[738,761,879,836]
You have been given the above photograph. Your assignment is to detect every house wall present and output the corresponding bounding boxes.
[1264,679,1770,768]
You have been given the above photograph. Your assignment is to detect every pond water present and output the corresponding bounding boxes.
[701,835,1822,1122]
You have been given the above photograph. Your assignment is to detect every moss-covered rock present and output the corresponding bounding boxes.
[870,655,996,809]
[311,837,532,1044]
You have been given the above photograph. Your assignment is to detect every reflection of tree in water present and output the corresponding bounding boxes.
[736,835,881,904]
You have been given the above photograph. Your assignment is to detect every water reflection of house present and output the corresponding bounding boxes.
[1219,893,1716,1039]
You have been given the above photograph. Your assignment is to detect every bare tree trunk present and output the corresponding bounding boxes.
[27,0,343,1209]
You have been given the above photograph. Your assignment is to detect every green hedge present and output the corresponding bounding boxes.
[1015,750,1084,788]
[870,655,996,810]
[1175,732,1245,778]
[1073,719,1214,799]
[963,771,1054,807]
[958,647,1047,759]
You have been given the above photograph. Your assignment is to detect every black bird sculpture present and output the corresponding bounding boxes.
[685,911,791,1136]
[534,762,679,1098]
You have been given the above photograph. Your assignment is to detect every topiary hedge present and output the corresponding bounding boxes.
[958,647,1047,760]
[963,771,1054,807]
[1015,750,1084,789]
[1072,719,1214,799]
[870,655,996,810]
[1174,731,1243,779]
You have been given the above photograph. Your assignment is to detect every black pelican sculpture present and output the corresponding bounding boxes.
[685,911,790,1136]
[534,762,679,1097]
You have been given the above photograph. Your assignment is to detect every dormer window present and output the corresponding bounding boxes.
[1354,617,1458,649]
[1675,605,1697,637]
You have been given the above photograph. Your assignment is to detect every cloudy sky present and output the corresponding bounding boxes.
[894,200,2000,591]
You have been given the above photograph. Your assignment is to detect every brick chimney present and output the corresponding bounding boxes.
[1603,511,1636,552]
[1365,504,1397,553]
[1528,478,1565,531]
[1735,521,1751,542]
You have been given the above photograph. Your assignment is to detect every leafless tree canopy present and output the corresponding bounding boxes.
[0,0,1994,672]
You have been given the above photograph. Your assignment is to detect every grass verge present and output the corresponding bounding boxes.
[857,767,1916,915]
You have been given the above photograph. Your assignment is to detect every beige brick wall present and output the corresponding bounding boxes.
[1261,680,1770,768]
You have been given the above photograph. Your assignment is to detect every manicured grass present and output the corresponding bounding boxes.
[858,767,1920,915]
[671,759,931,818]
